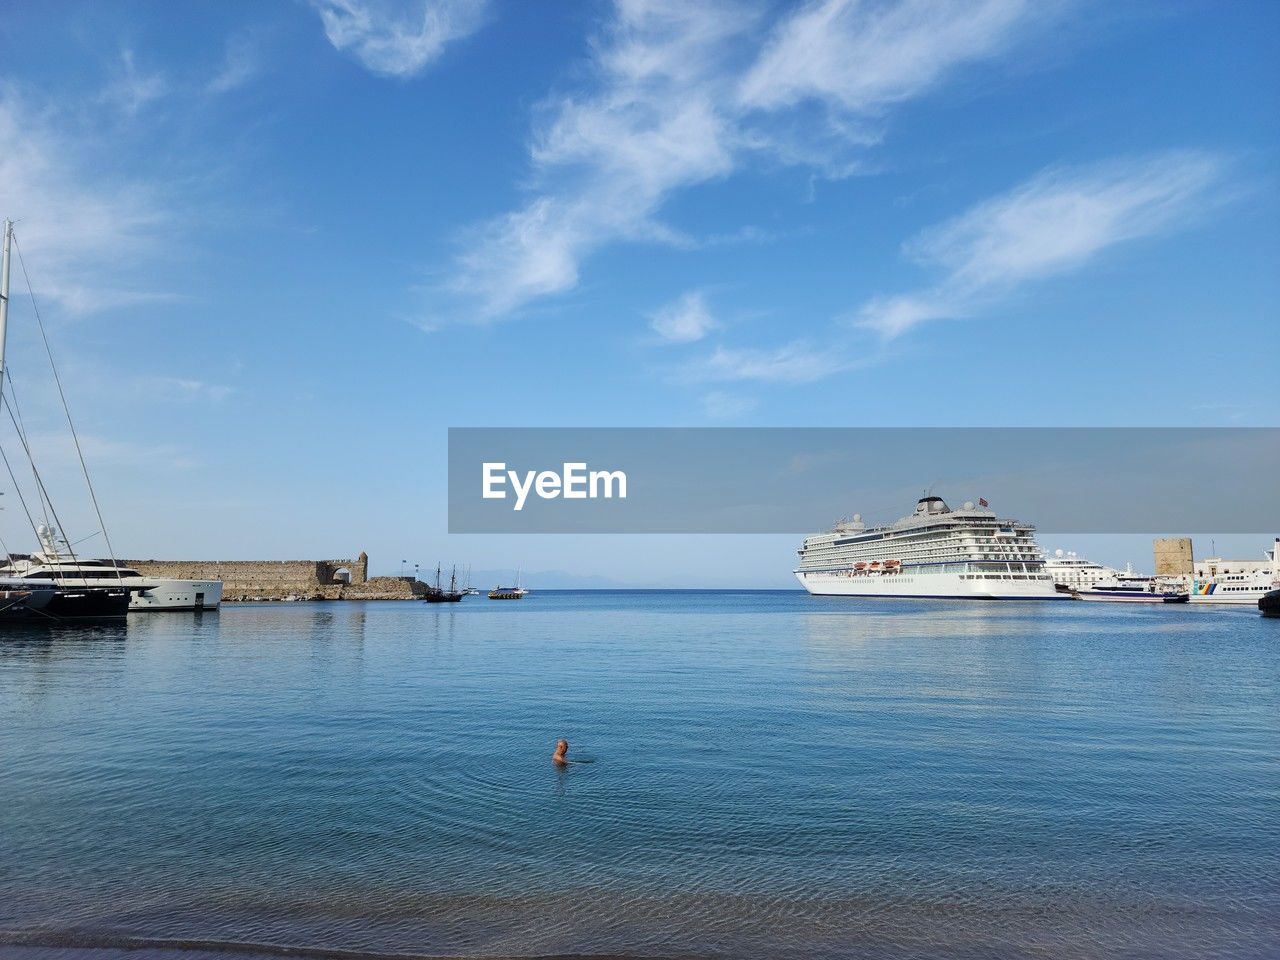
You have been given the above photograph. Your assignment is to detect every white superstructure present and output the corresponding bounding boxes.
[1044,550,1121,591]
[1189,539,1279,605]
[795,496,1061,600]
[0,525,222,611]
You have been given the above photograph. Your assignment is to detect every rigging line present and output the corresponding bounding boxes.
[11,231,122,584]
[0,430,41,544]
[2,390,84,575]
[3,364,55,533]
[3,374,65,542]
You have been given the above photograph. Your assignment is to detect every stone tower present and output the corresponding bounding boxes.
[1153,537,1193,576]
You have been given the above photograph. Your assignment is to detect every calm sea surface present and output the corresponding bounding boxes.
[1,592,1277,959]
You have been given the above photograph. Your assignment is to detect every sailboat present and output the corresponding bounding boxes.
[0,218,131,621]
[423,563,465,603]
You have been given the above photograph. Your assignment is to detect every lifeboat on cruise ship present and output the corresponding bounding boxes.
[884,560,902,572]
[869,561,882,570]
[854,562,867,571]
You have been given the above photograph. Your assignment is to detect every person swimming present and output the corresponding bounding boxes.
[552,738,569,765]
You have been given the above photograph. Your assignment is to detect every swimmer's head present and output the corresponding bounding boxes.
[555,738,569,753]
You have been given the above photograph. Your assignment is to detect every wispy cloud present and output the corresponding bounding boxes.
[444,1,747,321]
[101,49,168,115]
[857,150,1224,337]
[696,340,854,384]
[649,290,719,343]
[738,0,1040,113]
[436,0,1059,324]
[206,31,262,94]
[311,0,490,78]
[0,94,177,314]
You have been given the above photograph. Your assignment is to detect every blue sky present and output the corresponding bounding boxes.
[0,0,1276,586]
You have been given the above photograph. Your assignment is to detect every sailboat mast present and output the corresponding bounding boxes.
[0,219,12,402]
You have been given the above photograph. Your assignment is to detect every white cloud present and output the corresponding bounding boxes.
[649,290,718,342]
[738,0,1038,113]
[441,0,1064,324]
[698,340,852,384]
[206,32,261,94]
[311,0,489,77]
[858,151,1224,337]
[442,0,746,321]
[101,49,168,115]
[0,94,176,314]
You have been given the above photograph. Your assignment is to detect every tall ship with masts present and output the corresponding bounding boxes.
[423,563,465,603]
[795,495,1062,600]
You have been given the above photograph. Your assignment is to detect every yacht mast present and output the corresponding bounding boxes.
[0,219,12,402]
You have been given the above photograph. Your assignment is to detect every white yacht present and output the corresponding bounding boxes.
[795,495,1062,600]
[1044,550,1121,592]
[1,525,222,612]
[1190,539,1280,605]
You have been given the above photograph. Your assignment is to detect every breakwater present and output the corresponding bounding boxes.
[123,553,429,601]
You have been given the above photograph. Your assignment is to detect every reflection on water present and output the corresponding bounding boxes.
[1,593,1277,959]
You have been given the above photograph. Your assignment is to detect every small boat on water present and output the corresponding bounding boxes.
[489,570,529,600]
[1260,589,1280,618]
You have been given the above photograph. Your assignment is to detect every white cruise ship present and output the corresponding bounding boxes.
[795,496,1061,600]
[0,525,222,612]
[1044,550,1121,592]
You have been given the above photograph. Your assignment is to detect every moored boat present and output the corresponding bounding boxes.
[1070,568,1188,603]
[1,526,222,611]
[0,219,190,623]
[424,563,465,603]
[1189,540,1279,606]
[489,570,529,600]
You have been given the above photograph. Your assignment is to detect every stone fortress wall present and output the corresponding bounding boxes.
[124,552,429,601]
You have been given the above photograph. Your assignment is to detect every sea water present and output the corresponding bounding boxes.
[1,592,1277,959]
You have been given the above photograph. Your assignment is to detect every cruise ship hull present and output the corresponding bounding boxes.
[795,570,1062,600]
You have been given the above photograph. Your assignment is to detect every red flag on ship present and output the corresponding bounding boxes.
[978,497,989,507]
